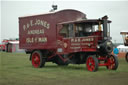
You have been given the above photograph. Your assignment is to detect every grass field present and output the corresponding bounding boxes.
[0,52,128,85]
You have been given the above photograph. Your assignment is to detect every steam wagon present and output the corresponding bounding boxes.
[19,9,118,72]
[120,32,128,62]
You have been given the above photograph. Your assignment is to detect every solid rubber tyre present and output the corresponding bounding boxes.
[31,51,45,68]
[125,53,128,62]
[106,55,118,70]
[86,55,98,72]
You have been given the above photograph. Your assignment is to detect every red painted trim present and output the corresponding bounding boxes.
[82,48,96,52]
[48,53,56,60]
[99,63,109,66]
[98,56,109,66]
[98,57,107,60]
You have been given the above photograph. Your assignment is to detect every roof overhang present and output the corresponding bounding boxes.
[120,32,128,34]
[58,19,111,25]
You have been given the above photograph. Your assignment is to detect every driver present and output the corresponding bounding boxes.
[83,25,92,36]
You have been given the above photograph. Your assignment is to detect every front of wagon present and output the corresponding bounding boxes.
[96,16,113,55]
[85,16,118,72]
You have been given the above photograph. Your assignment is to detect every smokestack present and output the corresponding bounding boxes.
[102,15,108,39]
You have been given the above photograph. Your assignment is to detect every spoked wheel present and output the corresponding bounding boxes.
[86,55,98,72]
[31,51,45,68]
[106,55,118,70]
[125,53,128,62]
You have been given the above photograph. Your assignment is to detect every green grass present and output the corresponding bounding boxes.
[0,52,128,85]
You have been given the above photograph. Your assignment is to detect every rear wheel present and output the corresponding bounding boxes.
[125,53,128,62]
[106,55,118,70]
[31,51,45,68]
[86,55,98,72]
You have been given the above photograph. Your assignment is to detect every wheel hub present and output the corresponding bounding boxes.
[35,57,39,62]
[89,63,92,66]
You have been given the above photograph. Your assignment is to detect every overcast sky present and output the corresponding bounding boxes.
[1,0,128,43]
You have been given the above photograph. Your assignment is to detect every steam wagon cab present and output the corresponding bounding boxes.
[120,32,128,62]
[19,9,118,72]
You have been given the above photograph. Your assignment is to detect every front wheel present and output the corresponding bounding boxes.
[86,55,98,72]
[106,55,118,70]
[31,51,45,68]
[125,53,128,62]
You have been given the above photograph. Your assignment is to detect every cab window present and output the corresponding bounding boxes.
[59,22,102,38]
[59,24,74,38]
[75,24,93,37]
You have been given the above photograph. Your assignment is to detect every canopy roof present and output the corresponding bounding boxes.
[120,32,128,34]
[58,19,111,25]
